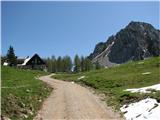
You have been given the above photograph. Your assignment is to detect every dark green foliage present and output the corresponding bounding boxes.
[6,46,17,66]
[46,57,52,72]
[74,54,81,72]
[80,56,85,72]
[74,55,93,72]
[83,57,93,71]
[51,55,57,72]
[46,55,57,73]
[46,55,72,73]
[62,56,72,72]
[46,54,95,73]
[1,55,7,65]
[57,56,62,72]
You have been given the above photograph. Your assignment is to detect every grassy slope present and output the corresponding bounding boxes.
[53,57,160,109]
[1,66,52,120]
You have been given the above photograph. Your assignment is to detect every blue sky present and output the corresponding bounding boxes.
[2,1,159,59]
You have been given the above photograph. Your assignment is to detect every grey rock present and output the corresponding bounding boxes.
[89,21,160,67]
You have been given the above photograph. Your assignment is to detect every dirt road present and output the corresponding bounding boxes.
[34,74,122,120]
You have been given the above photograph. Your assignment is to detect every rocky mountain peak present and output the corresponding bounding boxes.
[89,21,160,67]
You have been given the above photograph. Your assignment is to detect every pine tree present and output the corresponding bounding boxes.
[6,46,17,66]
[66,56,72,72]
[63,56,72,72]
[57,56,62,72]
[51,55,57,73]
[74,54,81,72]
[46,57,52,72]
[80,56,85,72]
[84,57,92,71]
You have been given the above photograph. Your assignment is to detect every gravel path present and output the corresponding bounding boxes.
[34,74,122,120]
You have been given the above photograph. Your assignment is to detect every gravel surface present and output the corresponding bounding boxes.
[34,74,122,120]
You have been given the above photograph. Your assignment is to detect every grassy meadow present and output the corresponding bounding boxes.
[53,57,160,110]
[1,66,52,120]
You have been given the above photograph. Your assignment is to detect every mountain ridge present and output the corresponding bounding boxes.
[89,21,160,67]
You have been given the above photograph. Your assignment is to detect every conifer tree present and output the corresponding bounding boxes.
[57,56,62,72]
[80,56,85,72]
[46,57,52,72]
[74,54,81,72]
[84,57,92,71]
[62,56,72,72]
[51,55,57,73]
[6,46,17,66]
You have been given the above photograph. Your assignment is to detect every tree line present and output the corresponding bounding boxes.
[2,46,102,73]
[45,54,102,73]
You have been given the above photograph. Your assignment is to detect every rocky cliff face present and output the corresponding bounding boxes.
[89,21,160,67]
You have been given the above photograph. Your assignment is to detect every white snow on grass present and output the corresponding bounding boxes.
[138,61,144,64]
[77,76,85,80]
[142,72,151,75]
[125,84,160,93]
[120,98,160,120]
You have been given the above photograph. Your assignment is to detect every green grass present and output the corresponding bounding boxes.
[1,66,53,120]
[53,57,160,110]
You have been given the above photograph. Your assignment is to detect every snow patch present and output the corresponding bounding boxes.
[120,98,160,120]
[142,72,151,75]
[125,83,160,93]
[93,41,114,60]
[105,66,108,69]
[77,76,85,80]
[138,62,144,64]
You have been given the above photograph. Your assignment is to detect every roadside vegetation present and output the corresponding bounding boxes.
[1,66,53,120]
[53,57,160,110]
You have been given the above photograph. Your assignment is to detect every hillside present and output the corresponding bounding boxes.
[53,57,160,110]
[1,67,52,120]
[89,21,160,67]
